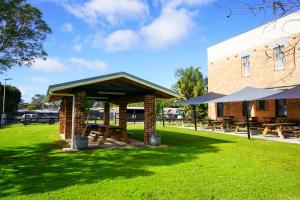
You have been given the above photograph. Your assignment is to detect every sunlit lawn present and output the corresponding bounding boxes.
[0,123,299,200]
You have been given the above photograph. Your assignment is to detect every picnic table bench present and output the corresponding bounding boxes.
[262,123,297,139]
[234,121,262,134]
[86,123,130,144]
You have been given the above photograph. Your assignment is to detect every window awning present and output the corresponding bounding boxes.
[208,87,283,103]
[177,92,225,105]
[260,84,300,100]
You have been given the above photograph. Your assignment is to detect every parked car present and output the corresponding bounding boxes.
[20,113,57,124]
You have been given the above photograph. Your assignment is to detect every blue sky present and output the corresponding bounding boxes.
[1,0,272,102]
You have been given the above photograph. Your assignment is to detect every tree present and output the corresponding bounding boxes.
[174,66,207,130]
[29,94,46,110]
[0,84,21,112]
[0,0,52,73]
[219,1,300,19]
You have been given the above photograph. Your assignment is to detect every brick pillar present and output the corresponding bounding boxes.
[59,97,72,139]
[74,91,86,135]
[104,102,110,126]
[65,97,72,139]
[144,95,156,145]
[119,102,130,143]
[59,98,66,135]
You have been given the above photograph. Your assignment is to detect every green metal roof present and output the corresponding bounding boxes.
[46,72,179,101]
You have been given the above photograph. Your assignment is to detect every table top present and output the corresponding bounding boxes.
[262,123,295,126]
[235,121,261,125]
[86,123,122,129]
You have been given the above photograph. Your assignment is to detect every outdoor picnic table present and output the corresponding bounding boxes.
[201,120,233,132]
[234,121,262,134]
[208,120,223,131]
[86,123,128,144]
[262,123,295,139]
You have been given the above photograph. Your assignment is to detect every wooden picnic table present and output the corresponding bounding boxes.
[86,124,129,144]
[262,123,295,139]
[234,121,262,134]
[201,120,232,132]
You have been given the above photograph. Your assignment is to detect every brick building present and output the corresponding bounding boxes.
[207,11,300,122]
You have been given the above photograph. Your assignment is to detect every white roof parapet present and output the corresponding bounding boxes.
[208,11,300,61]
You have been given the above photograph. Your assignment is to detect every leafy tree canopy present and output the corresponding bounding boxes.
[0,0,51,73]
[174,66,208,120]
[0,84,21,112]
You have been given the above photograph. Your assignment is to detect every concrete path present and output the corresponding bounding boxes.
[174,126,300,145]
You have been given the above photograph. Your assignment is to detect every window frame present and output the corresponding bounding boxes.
[275,99,287,117]
[242,101,252,116]
[217,102,224,117]
[257,100,267,111]
[241,55,250,77]
[274,45,285,71]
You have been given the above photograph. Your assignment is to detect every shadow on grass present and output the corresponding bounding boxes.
[0,128,233,197]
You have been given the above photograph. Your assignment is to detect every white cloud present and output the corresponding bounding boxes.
[70,57,107,70]
[31,58,67,72]
[64,0,148,25]
[90,8,194,51]
[140,7,194,48]
[72,43,83,52]
[30,77,50,83]
[158,0,214,7]
[105,30,140,52]
[18,86,36,102]
[62,22,74,32]
[73,0,211,52]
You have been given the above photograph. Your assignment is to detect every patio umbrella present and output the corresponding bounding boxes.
[208,87,282,103]
[260,84,300,100]
[177,92,225,105]
[176,92,225,131]
[208,87,283,139]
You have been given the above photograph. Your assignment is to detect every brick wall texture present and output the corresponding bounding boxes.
[208,34,300,121]
[119,101,130,143]
[74,91,86,135]
[144,95,156,145]
[59,97,72,139]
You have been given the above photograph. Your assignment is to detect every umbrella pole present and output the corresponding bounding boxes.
[193,105,197,131]
[161,107,165,127]
[244,101,251,140]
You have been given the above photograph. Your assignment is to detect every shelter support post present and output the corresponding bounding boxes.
[161,107,165,127]
[244,101,251,140]
[104,102,110,126]
[144,95,156,145]
[74,91,86,136]
[119,101,130,144]
[60,97,72,139]
[192,105,197,131]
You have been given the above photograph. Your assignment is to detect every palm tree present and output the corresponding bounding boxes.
[174,66,207,131]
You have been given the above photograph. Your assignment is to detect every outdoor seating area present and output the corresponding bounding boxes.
[47,72,179,150]
[199,117,300,142]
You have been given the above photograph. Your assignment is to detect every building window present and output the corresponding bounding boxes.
[276,99,287,117]
[257,100,267,111]
[241,55,250,77]
[217,103,224,117]
[242,101,251,116]
[274,45,285,70]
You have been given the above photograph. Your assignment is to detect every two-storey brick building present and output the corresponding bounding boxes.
[208,11,300,122]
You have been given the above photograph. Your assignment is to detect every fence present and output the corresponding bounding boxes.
[0,111,59,127]
[0,111,196,127]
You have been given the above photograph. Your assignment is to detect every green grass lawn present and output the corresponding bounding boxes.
[0,123,299,200]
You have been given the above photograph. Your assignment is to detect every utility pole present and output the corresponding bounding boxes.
[2,78,12,125]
